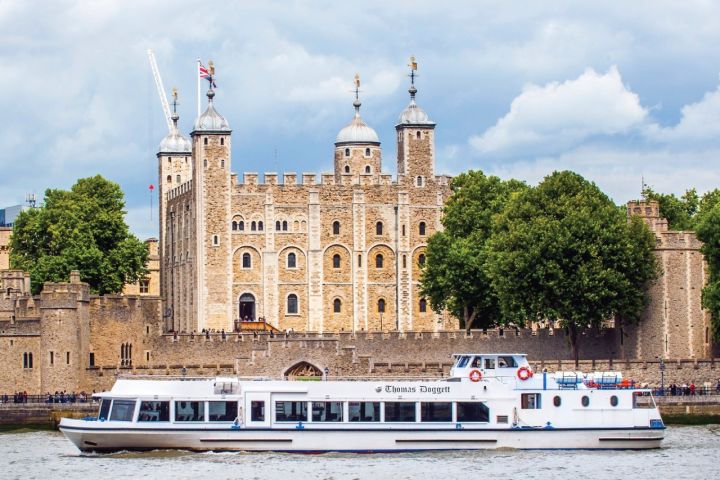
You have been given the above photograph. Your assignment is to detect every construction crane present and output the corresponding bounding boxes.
[147,49,174,134]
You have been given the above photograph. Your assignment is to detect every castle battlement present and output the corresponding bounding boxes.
[167,179,193,200]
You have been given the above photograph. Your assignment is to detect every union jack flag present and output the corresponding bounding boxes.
[199,63,216,88]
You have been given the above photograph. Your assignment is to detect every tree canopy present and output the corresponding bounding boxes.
[419,170,527,331]
[486,171,658,363]
[10,175,148,294]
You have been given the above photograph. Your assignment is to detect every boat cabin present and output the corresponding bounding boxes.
[450,353,529,379]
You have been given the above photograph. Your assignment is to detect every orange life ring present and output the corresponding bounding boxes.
[517,366,533,381]
[469,369,482,382]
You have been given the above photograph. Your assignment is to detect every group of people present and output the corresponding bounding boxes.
[45,391,91,403]
[661,381,720,396]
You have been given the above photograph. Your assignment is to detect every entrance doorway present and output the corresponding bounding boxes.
[239,293,256,321]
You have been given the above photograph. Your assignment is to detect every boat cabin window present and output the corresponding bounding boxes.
[581,396,590,407]
[275,401,308,422]
[384,402,416,422]
[98,399,111,421]
[209,401,238,422]
[349,401,380,422]
[632,392,655,409]
[312,401,343,422]
[109,399,136,422]
[421,402,452,422]
[521,393,542,409]
[484,358,496,369]
[175,401,205,422]
[456,356,471,368]
[457,402,490,422]
[138,401,170,422]
[251,401,265,421]
[497,356,518,368]
[470,356,482,368]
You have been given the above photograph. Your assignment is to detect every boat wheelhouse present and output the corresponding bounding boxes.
[59,353,664,452]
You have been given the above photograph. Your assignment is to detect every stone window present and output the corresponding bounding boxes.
[242,253,251,268]
[212,235,219,246]
[221,138,224,146]
[287,252,297,268]
[419,222,426,236]
[66,351,70,365]
[333,254,341,269]
[378,298,386,313]
[168,157,172,164]
[282,221,288,231]
[251,221,257,231]
[204,159,208,168]
[416,131,421,139]
[358,254,362,267]
[333,298,342,313]
[287,294,298,314]
[258,221,264,231]
[375,254,384,268]
[345,148,350,157]
[417,176,424,187]
[276,221,281,231]
[402,225,406,236]
[120,343,132,367]
[22,352,33,369]
[365,165,371,173]
[89,352,95,367]
[176,174,181,183]
[167,175,172,183]
[139,279,150,294]
[376,221,383,235]
[332,221,340,235]
[232,221,238,231]
[204,137,208,145]
[221,159,225,168]
[344,165,350,173]
[403,255,407,268]
[239,221,244,231]
[365,148,371,157]
[418,253,426,266]
[419,298,427,313]
[49,351,54,365]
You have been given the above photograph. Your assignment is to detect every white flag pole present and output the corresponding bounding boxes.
[197,58,201,117]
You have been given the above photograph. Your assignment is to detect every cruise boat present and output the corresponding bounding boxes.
[59,353,665,452]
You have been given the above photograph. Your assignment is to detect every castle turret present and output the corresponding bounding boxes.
[396,57,436,186]
[334,74,382,180]
[190,62,233,332]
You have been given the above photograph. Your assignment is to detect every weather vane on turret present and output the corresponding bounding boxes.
[352,73,362,117]
[408,55,418,100]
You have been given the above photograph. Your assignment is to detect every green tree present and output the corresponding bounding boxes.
[642,187,699,230]
[10,175,148,294]
[420,170,526,331]
[487,171,658,364]
[696,192,720,339]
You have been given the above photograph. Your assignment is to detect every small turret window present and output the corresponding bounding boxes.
[378,298,385,313]
[282,221,288,231]
[242,253,251,268]
[204,159,208,168]
[204,138,208,145]
[365,148,371,156]
[375,254,384,268]
[221,159,225,168]
[167,175,172,183]
[419,298,427,313]
[344,165,350,173]
[365,165,371,174]
[333,298,342,313]
[333,221,340,235]
[417,176,424,187]
[212,235,219,246]
[258,221,263,231]
[176,175,181,183]
[333,254,341,269]
[376,222,383,235]
[345,148,350,157]
[416,131,421,139]
[419,222,426,236]
[239,221,244,231]
[220,138,224,146]
[287,252,296,269]
[251,221,257,231]
[418,253,426,266]
[232,221,237,231]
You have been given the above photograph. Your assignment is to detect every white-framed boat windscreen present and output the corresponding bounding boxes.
[384,402,416,422]
[175,401,205,421]
[250,400,265,421]
[209,401,238,421]
[98,398,111,421]
[421,402,452,422]
[109,399,136,422]
[275,401,308,422]
[457,402,490,422]
[138,401,170,422]
[348,401,380,422]
[312,402,343,422]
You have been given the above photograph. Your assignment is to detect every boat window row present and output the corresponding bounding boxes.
[522,393,624,409]
[274,400,489,423]
[98,399,239,423]
[455,355,519,369]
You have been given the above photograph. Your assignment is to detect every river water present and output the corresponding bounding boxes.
[2,426,718,480]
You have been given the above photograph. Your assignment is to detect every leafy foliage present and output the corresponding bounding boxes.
[10,175,148,294]
[642,187,699,231]
[420,170,526,330]
[695,194,720,340]
[486,171,658,363]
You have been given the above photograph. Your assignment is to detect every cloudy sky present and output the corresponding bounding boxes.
[2,0,720,239]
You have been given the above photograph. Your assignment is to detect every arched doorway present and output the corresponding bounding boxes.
[239,293,256,321]
[284,361,323,379]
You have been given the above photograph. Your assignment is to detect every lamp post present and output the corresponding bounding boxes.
[659,358,666,396]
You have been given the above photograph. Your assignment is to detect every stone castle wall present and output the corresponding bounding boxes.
[0,227,10,271]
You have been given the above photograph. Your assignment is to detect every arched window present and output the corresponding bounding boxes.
[417,176,424,187]
[344,148,350,157]
[332,221,340,235]
[419,222,426,236]
[258,221,264,231]
[376,221,383,235]
[419,298,427,313]
[167,175,172,183]
[276,221,281,231]
[333,254,341,269]
[242,252,251,268]
[344,165,350,173]
[365,165,371,173]
[416,131,421,139]
[239,221,244,231]
[378,298,386,313]
[365,147,371,156]
[418,253,426,266]
[203,159,208,168]
[287,294,298,314]
[232,221,237,231]
[221,159,225,168]
[204,137,208,145]
[375,254,384,268]
[176,174,181,183]
[282,221,288,231]
[251,221,257,231]
[333,298,342,313]
[287,252,297,268]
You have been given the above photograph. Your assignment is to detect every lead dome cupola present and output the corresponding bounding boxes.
[159,112,191,153]
[193,89,230,132]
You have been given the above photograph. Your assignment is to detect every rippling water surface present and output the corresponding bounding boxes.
[2,426,718,480]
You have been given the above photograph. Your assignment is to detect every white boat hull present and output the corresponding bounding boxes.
[60,420,664,452]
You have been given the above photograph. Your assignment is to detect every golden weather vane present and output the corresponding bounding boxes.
[209,60,215,76]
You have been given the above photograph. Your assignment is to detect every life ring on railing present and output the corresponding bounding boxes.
[517,366,533,381]
[469,369,482,382]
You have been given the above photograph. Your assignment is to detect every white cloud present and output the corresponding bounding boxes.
[646,87,720,144]
[470,66,648,155]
